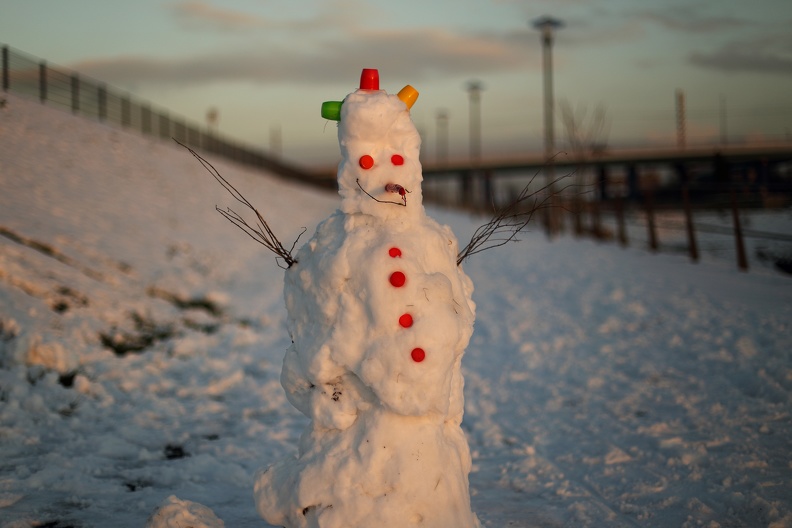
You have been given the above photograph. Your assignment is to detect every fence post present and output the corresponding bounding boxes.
[730,186,749,271]
[159,113,170,140]
[71,74,79,113]
[459,171,472,209]
[141,104,151,134]
[677,163,698,262]
[121,96,130,126]
[645,188,658,252]
[590,199,602,238]
[98,84,107,121]
[39,61,47,103]
[614,196,628,247]
[2,46,9,92]
[682,183,699,262]
[572,197,583,237]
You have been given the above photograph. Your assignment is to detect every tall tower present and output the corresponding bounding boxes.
[533,16,564,235]
[436,109,449,165]
[466,81,483,167]
[532,16,564,164]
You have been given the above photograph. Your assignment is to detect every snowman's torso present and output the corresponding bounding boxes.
[282,210,475,428]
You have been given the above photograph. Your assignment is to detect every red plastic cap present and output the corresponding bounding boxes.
[411,348,426,363]
[359,154,374,169]
[360,68,379,90]
[389,271,406,288]
[399,313,413,328]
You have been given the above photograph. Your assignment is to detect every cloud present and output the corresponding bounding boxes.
[557,18,645,48]
[633,5,748,33]
[167,0,378,33]
[169,0,269,31]
[690,33,792,76]
[69,27,531,88]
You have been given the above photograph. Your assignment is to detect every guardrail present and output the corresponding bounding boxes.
[1,44,325,185]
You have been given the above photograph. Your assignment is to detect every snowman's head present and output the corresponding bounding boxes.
[322,69,424,222]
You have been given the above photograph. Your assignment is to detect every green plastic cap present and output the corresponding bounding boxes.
[321,101,343,121]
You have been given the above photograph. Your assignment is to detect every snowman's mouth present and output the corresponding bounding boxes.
[356,179,410,206]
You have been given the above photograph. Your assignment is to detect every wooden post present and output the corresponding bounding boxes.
[677,163,699,263]
[614,196,628,247]
[542,199,551,238]
[730,187,749,271]
[645,188,658,252]
[159,113,170,139]
[2,46,9,92]
[590,199,602,239]
[682,183,699,262]
[459,171,473,208]
[572,197,583,237]
[71,74,79,113]
[121,96,131,127]
[97,84,107,121]
[141,105,151,134]
[39,61,47,103]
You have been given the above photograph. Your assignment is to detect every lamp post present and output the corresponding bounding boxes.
[436,109,449,165]
[676,89,686,149]
[532,16,563,163]
[464,81,484,208]
[532,16,563,235]
[466,81,483,167]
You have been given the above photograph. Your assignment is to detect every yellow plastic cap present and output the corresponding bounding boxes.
[397,85,419,110]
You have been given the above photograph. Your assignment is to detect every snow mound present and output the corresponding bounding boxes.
[146,495,225,528]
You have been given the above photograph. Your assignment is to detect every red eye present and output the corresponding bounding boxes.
[391,154,404,166]
[359,155,374,169]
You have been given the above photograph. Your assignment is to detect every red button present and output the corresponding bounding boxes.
[399,314,413,328]
[389,271,406,287]
[411,348,426,362]
[391,154,404,166]
[359,155,374,169]
[389,247,402,258]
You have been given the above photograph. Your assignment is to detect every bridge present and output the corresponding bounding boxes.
[420,141,792,177]
[410,141,792,210]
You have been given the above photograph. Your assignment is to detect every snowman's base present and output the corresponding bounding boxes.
[254,410,479,528]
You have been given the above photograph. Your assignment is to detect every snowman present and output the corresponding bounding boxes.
[253,69,479,528]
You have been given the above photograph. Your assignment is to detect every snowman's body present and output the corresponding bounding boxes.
[255,70,479,528]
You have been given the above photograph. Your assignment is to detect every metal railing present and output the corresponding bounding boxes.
[1,44,324,185]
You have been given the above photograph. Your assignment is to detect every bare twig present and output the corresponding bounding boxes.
[356,179,408,206]
[174,139,302,269]
[456,167,586,266]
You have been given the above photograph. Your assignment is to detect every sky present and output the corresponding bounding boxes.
[2,0,792,168]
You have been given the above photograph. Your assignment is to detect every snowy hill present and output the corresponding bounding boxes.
[1,92,791,527]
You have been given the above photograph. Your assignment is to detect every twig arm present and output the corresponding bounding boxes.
[174,139,300,269]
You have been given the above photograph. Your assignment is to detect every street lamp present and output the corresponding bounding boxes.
[532,16,563,163]
[466,80,484,167]
[532,16,564,235]
[436,109,449,165]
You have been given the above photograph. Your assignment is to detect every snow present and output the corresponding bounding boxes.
[1,91,791,527]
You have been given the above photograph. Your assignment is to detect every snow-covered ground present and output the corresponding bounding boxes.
[1,92,791,527]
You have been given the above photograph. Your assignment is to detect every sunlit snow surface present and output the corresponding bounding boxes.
[1,93,791,527]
